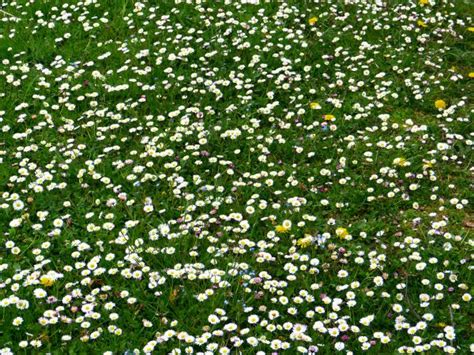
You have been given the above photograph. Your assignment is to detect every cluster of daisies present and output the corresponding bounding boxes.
[0,0,472,354]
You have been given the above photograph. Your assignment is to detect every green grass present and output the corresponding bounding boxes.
[0,0,473,354]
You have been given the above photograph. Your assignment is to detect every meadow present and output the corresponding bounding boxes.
[0,0,473,353]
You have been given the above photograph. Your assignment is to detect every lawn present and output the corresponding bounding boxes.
[0,0,472,354]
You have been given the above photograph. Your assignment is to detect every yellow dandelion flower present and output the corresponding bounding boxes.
[324,114,335,121]
[434,99,447,110]
[309,102,321,110]
[40,276,55,287]
[419,0,429,5]
[336,227,349,239]
[275,225,289,233]
[423,160,434,169]
[468,27,474,32]
[393,157,409,167]
[308,17,318,25]
[417,20,427,28]
[297,235,313,248]
[468,72,474,78]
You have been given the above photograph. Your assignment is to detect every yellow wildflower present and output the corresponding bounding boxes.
[324,114,335,121]
[275,225,289,233]
[393,157,409,167]
[276,220,292,233]
[297,235,313,248]
[417,20,427,28]
[434,99,447,110]
[423,160,434,169]
[40,276,55,287]
[308,17,318,25]
[309,102,321,110]
[468,27,474,32]
[336,227,349,239]
[419,0,429,5]
[468,72,474,78]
